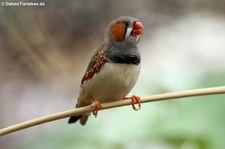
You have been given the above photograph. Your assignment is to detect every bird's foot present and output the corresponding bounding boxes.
[91,100,103,118]
[123,95,141,111]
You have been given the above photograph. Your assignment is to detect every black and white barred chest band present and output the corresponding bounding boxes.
[105,37,141,65]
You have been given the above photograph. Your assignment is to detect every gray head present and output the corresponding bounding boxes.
[105,16,144,43]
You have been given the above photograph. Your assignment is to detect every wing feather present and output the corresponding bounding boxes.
[81,47,108,85]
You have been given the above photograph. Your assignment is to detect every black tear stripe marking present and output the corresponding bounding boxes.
[124,21,129,39]
[105,37,141,65]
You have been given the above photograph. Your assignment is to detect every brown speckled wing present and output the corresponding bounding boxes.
[81,47,108,85]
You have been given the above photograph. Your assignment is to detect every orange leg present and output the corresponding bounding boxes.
[91,99,103,118]
[123,95,141,111]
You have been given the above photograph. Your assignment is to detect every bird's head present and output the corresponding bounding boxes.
[105,16,144,42]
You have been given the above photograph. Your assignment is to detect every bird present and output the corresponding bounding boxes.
[68,16,144,125]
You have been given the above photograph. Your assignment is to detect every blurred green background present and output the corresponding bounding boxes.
[1,0,225,149]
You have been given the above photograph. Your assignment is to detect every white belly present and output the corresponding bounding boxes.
[78,63,140,107]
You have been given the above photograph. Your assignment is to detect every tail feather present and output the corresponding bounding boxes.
[68,115,89,125]
[68,115,82,124]
[80,115,88,125]
[68,99,89,125]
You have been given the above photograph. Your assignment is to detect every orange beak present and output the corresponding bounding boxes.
[132,22,144,35]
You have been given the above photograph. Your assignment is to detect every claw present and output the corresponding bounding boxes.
[91,100,103,118]
[123,95,141,111]
[131,95,141,111]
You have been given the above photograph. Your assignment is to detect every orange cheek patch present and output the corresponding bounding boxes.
[111,23,126,41]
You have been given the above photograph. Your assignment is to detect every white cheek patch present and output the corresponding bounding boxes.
[125,26,133,38]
